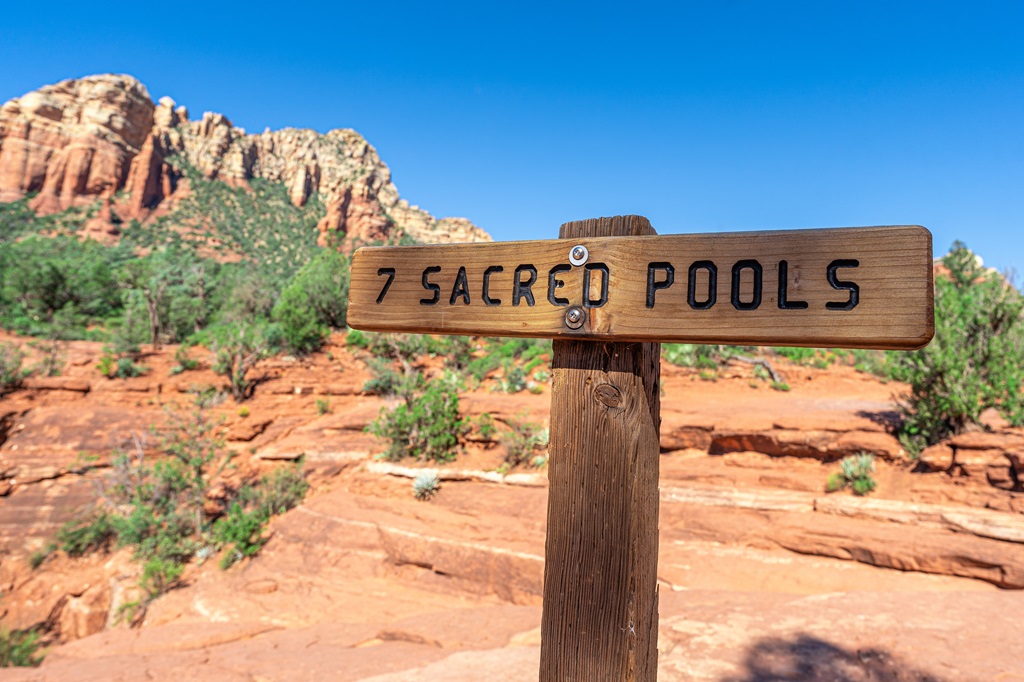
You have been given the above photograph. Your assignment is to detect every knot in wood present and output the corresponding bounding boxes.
[594,383,623,408]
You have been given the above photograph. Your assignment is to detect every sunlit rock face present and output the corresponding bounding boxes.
[0,74,491,247]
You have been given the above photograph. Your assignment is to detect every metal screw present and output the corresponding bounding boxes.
[569,245,589,266]
[564,306,586,329]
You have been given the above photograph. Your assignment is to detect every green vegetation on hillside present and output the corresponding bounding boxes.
[3,175,1022,469]
[0,169,352,367]
[56,392,308,615]
[890,242,1024,453]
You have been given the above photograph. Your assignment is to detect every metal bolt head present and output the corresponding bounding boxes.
[564,306,586,329]
[569,245,589,266]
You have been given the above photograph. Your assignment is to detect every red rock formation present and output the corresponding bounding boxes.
[0,75,153,213]
[0,74,491,247]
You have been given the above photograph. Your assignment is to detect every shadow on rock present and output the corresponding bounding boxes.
[856,409,902,431]
[723,634,945,682]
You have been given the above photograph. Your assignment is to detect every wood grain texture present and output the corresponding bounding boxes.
[540,216,661,682]
[348,225,934,349]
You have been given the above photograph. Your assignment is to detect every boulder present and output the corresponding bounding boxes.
[57,582,111,642]
[917,443,954,471]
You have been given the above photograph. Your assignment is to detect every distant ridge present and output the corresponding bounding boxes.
[0,74,491,248]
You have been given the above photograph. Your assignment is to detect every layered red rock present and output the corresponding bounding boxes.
[0,75,491,247]
[0,75,153,211]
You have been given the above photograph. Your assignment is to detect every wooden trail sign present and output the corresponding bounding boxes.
[347,216,934,682]
[348,225,934,350]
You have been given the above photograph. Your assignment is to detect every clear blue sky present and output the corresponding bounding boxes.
[3,1,1023,274]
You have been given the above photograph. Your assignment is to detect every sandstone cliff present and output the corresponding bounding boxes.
[0,74,491,246]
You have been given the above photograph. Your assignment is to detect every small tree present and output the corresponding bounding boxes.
[272,285,327,355]
[159,392,232,538]
[891,242,1024,452]
[212,324,270,401]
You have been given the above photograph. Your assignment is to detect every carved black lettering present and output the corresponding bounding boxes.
[777,260,808,310]
[731,260,763,310]
[449,266,471,305]
[687,261,717,310]
[375,267,396,304]
[826,259,860,310]
[646,262,674,308]
[547,264,571,306]
[482,265,503,306]
[420,266,441,305]
[583,263,609,308]
[513,265,537,306]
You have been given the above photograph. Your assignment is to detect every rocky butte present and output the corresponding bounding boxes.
[0,73,491,248]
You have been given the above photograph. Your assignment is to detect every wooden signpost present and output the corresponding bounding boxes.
[347,216,934,681]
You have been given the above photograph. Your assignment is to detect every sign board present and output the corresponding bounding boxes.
[349,225,934,349]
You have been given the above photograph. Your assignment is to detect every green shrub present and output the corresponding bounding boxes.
[370,382,464,463]
[465,354,501,383]
[412,472,441,501]
[213,501,266,569]
[435,335,476,374]
[316,398,331,415]
[170,344,200,375]
[28,543,56,570]
[474,412,497,440]
[57,514,115,556]
[770,381,790,392]
[0,628,45,667]
[662,343,746,368]
[346,328,370,349]
[115,357,146,378]
[847,348,892,379]
[497,362,528,393]
[499,417,549,470]
[213,462,307,568]
[271,285,327,355]
[0,342,25,394]
[139,557,184,598]
[247,462,309,518]
[826,453,877,496]
[891,242,1024,453]
[774,346,817,365]
[362,356,421,397]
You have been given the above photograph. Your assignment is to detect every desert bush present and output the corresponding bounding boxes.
[56,513,115,557]
[213,462,307,568]
[370,381,464,463]
[662,344,726,368]
[847,348,892,378]
[0,342,26,394]
[826,453,878,496]
[497,361,528,393]
[498,417,549,471]
[891,242,1024,453]
[28,543,56,570]
[212,501,266,569]
[55,406,307,601]
[472,412,497,440]
[170,343,200,375]
[412,472,441,501]
[0,628,45,667]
